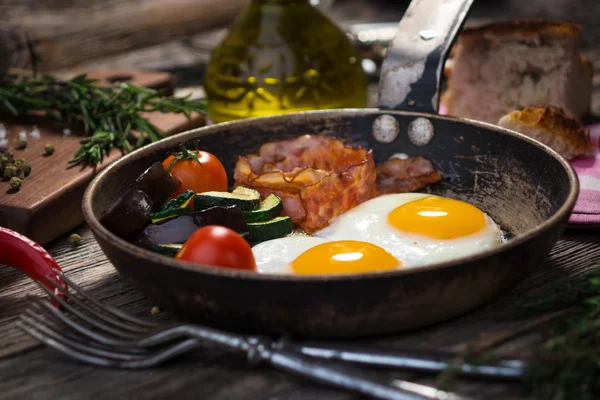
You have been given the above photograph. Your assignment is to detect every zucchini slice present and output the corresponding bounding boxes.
[149,208,190,223]
[149,190,195,223]
[163,190,195,209]
[243,193,283,223]
[247,216,292,243]
[195,186,260,212]
[151,243,183,257]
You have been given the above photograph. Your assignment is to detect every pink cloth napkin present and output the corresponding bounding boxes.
[570,123,600,227]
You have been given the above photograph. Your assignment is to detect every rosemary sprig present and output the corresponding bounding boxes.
[0,70,207,166]
[520,269,600,400]
[434,268,600,399]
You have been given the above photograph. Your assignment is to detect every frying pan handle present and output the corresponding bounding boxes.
[377,0,474,113]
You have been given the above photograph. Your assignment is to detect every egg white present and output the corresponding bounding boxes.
[314,193,503,268]
[253,236,328,274]
[251,193,504,274]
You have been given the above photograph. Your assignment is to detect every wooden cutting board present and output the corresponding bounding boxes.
[0,69,206,245]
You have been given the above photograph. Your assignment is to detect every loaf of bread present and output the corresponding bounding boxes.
[441,20,594,124]
[497,106,592,160]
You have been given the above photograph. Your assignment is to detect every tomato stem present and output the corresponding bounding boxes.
[165,143,205,172]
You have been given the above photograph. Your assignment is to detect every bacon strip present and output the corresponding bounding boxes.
[376,156,442,194]
[234,135,377,233]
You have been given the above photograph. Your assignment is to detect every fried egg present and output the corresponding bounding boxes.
[253,236,328,274]
[252,193,504,275]
[253,237,401,275]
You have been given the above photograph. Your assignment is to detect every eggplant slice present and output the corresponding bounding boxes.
[133,205,249,249]
[100,162,180,238]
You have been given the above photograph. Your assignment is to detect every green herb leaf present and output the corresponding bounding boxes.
[0,68,208,167]
[519,268,600,400]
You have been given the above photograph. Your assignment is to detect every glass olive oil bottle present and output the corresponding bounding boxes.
[204,0,368,123]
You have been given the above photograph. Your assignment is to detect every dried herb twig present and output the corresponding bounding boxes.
[520,269,600,400]
[0,70,207,166]
[434,268,600,400]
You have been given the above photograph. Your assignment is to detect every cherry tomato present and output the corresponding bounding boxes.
[163,149,227,196]
[175,225,256,271]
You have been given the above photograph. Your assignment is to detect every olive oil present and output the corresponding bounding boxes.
[204,0,367,123]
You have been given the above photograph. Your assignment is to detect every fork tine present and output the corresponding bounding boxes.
[15,320,123,368]
[42,277,150,334]
[54,271,157,328]
[16,318,201,369]
[117,338,201,368]
[27,297,191,349]
[27,298,136,347]
[34,282,141,339]
[23,305,148,354]
[18,315,149,361]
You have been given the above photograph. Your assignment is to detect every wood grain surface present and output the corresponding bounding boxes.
[1,0,249,71]
[0,70,205,245]
[1,1,600,399]
[0,228,598,400]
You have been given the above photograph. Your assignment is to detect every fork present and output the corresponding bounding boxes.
[15,273,512,400]
[16,279,457,400]
[28,271,527,378]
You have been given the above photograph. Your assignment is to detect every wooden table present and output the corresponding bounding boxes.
[2,1,600,399]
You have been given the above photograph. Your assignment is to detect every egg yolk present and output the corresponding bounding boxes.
[291,240,401,275]
[388,196,487,240]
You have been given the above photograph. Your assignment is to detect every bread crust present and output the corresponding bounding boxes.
[498,106,592,159]
[581,55,595,75]
[442,19,593,123]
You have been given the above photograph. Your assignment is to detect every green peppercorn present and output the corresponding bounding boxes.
[13,159,31,176]
[0,147,12,158]
[9,177,22,190]
[0,149,13,164]
[44,144,54,156]
[69,233,82,247]
[15,139,27,150]
[0,156,7,176]
[3,164,16,179]
[2,155,13,164]
[13,168,25,179]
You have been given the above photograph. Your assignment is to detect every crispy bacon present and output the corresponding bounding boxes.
[234,135,377,233]
[376,156,442,194]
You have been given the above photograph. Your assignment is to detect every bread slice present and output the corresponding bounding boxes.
[497,106,592,160]
[442,20,594,124]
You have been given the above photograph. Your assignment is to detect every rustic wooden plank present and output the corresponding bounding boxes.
[0,0,248,71]
[0,227,598,400]
[1,1,600,399]
[0,69,205,245]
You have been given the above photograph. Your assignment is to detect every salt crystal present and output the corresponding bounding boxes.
[63,128,72,136]
[18,130,27,140]
[30,125,41,139]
